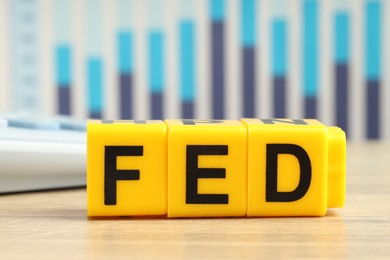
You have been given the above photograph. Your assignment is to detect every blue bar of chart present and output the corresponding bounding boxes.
[179,21,196,118]
[210,0,225,119]
[149,31,164,119]
[87,58,103,119]
[302,0,318,118]
[334,11,349,136]
[117,31,133,119]
[365,0,381,139]
[56,46,72,115]
[86,0,104,119]
[241,0,256,117]
[116,0,135,119]
[272,19,287,118]
[54,0,72,115]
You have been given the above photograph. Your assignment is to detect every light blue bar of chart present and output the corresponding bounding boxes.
[85,0,103,55]
[210,0,225,21]
[149,0,164,28]
[53,0,71,42]
[85,0,104,116]
[303,0,318,97]
[87,58,103,113]
[272,19,287,76]
[179,0,195,18]
[117,0,133,28]
[180,21,195,102]
[334,12,349,63]
[56,45,72,87]
[241,0,256,47]
[365,1,381,80]
[11,0,40,112]
[117,31,133,74]
[148,31,164,93]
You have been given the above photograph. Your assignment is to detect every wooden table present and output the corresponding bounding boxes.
[1,143,389,259]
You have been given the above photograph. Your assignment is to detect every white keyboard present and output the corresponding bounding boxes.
[0,116,86,193]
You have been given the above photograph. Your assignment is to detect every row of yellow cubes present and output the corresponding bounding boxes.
[87,119,346,218]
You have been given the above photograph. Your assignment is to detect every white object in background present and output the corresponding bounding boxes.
[0,116,86,193]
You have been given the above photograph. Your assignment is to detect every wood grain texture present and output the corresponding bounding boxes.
[0,143,389,259]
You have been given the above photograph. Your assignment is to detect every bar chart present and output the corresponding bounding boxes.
[0,0,388,141]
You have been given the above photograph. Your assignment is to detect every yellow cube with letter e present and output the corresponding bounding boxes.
[166,120,247,218]
[241,118,346,217]
[87,120,167,217]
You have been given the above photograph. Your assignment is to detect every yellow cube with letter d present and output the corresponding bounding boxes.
[242,118,346,217]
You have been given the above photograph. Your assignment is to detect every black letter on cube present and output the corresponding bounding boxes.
[104,146,143,205]
[266,144,312,202]
[186,145,229,204]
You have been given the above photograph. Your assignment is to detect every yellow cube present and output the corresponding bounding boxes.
[87,120,167,217]
[242,118,345,217]
[165,120,247,218]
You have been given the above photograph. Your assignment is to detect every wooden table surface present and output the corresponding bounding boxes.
[1,143,389,259]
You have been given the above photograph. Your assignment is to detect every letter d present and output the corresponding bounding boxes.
[266,144,312,202]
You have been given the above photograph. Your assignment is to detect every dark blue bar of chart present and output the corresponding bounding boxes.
[210,0,225,119]
[367,80,380,139]
[304,97,316,118]
[243,48,256,117]
[272,19,287,118]
[87,57,103,119]
[179,21,195,118]
[117,31,133,119]
[303,0,318,118]
[365,1,381,139]
[273,77,286,118]
[56,45,72,115]
[334,12,349,136]
[241,0,256,117]
[148,31,164,119]
[119,74,133,119]
[151,92,163,119]
[335,64,349,135]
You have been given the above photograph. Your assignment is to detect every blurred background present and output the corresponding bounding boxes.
[0,0,388,141]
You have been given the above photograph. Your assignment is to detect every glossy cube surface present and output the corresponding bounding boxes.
[166,120,247,218]
[242,118,328,216]
[87,120,167,217]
